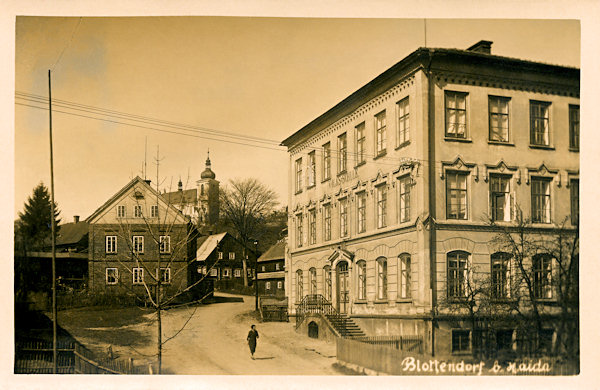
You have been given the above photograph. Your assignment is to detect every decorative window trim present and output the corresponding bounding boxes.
[440,156,477,180]
[525,163,559,186]
[483,160,519,184]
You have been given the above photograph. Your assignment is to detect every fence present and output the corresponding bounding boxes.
[261,305,288,322]
[15,337,148,375]
[350,335,423,353]
[336,337,579,376]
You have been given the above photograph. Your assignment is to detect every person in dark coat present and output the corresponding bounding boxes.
[247,324,259,359]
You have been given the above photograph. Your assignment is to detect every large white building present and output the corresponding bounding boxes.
[281,40,579,357]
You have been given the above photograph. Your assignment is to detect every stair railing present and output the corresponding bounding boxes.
[295,294,338,328]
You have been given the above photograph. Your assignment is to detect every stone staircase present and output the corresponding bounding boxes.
[296,294,365,338]
[325,313,365,338]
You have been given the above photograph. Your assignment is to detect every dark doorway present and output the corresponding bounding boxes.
[308,321,319,339]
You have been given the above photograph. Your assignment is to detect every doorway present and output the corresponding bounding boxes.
[336,261,349,314]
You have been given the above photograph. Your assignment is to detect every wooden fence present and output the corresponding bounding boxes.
[350,335,423,353]
[15,337,149,375]
[261,305,288,322]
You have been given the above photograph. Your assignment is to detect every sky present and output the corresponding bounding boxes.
[14,17,581,222]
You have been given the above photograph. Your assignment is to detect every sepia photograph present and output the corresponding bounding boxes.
[6,2,598,388]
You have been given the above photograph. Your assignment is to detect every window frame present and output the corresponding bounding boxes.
[159,235,171,254]
[398,254,411,300]
[308,208,317,245]
[376,184,387,228]
[338,132,347,174]
[106,267,119,285]
[296,213,303,248]
[569,104,580,151]
[375,110,387,156]
[376,257,388,300]
[265,281,271,290]
[218,251,224,260]
[132,235,144,254]
[307,151,316,188]
[397,97,410,147]
[228,252,236,260]
[133,267,144,285]
[490,174,512,222]
[447,251,469,299]
[357,191,366,233]
[117,205,126,218]
[445,91,468,139]
[488,96,511,143]
[324,265,332,301]
[398,175,411,223]
[570,179,579,225]
[309,267,317,295]
[234,268,241,278]
[533,254,553,300]
[322,142,331,181]
[151,205,159,218]
[491,252,512,300]
[277,281,283,289]
[105,235,117,254]
[529,100,551,147]
[158,267,171,284]
[355,122,366,166]
[452,329,471,354]
[339,198,349,237]
[296,269,304,302]
[323,203,332,241]
[133,205,143,218]
[295,157,303,193]
[531,177,552,224]
[357,260,367,301]
[446,171,468,220]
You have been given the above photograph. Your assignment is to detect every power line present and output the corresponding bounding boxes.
[52,17,83,71]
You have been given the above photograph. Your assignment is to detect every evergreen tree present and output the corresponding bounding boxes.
[17,182,61,251]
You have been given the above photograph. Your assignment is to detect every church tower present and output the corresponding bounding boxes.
[196,151,220,229]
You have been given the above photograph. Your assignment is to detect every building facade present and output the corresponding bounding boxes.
[257,239,286,297]
[281,41,579,357]
[87,177,204,302]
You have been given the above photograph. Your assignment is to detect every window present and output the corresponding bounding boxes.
[537,329,554,354]
[323,204,332,241]
[218,251,223,260]
[531,178,551,223]
[134,205,143,218]
[117,205,126,218]
[339,198,348,237]
[151,205,159,218]
[376,185,387,228]
[132,235,144,254]
[323,142,331,181]
[569,105,579,150]
[307,151,316,187]
[210,268,218,277]
[448,251,469,298]
[533,254,552,299]
[105,236,117,254]
[133,267,144,285]
[489,96,510,142]
[308,209,316,245]
[375,111,387,156]
[275,263,280,271]
[452,330,471,353]
[399,254,411,299]
[106,268,118,285]
[355,122,365,165]
[357,192,366,233]
[490,175,512,222]
[234,269,241,277]
[376,257,387,300]
[398,176,411,223]
[159,235,171,253]
[261,265,266,272]
[223,268,231,278]
[338,133,347,173]
[446,172,468,220]
[277,281,283,289]
[357,260,366,300]
[496,330,514,353]
[309,267,317,295]
[397,97,410,146]
[571,179,579,225]
[324,266,332,301]
[445,91,467,138]
[530,101,550,146]
[159,268,171,284]
[266,281,271,290]
[296,214,303,247]
[491,252,511,299]
[295,158,303,193]
[229,252,235,260]
[296,269,303,302]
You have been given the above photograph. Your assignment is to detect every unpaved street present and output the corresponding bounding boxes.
[62,294,341,375]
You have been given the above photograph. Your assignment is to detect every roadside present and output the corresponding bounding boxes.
[58,293,345,375]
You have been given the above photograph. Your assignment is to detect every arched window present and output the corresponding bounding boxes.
[376,257,388,300]
[309,267,317,295]
[491,252,512,299]
[323,265,332,301]
[398,254,411,299]
[447,251,469,298]
[296,269,303,302]
[357,260,367,300]
[533,254,553,299]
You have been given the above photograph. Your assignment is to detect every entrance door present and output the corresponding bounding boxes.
[336,261,349,314]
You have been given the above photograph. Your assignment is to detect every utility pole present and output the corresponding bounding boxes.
[48,69,58,374]
[254,240,259,311]
[154,145,162,375]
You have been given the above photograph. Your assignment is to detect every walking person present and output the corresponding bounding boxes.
[247,324,259,359]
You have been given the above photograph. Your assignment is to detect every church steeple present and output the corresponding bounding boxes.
[200,150,216,180]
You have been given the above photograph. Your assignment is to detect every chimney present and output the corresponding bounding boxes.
[466,40,493,54]
[144,179,151,185]
[178,178,183,191]
[74,215,80,223]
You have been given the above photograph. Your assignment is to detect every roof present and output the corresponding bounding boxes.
[257,240,285,262]
[281,45,579,148]
[163,188,197,206]
[196,232,227,261]
[86,176,189,224]
[56,221,88,246]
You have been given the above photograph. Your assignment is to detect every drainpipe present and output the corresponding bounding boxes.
[425,49,437,357]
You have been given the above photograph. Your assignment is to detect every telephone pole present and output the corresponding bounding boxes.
[48,69,58,374]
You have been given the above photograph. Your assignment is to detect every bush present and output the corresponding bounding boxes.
[57,290,142,309]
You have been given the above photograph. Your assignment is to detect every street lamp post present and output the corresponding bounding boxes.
[254,240,259,311]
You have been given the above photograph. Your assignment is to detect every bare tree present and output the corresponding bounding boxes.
[219,178,278,287]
